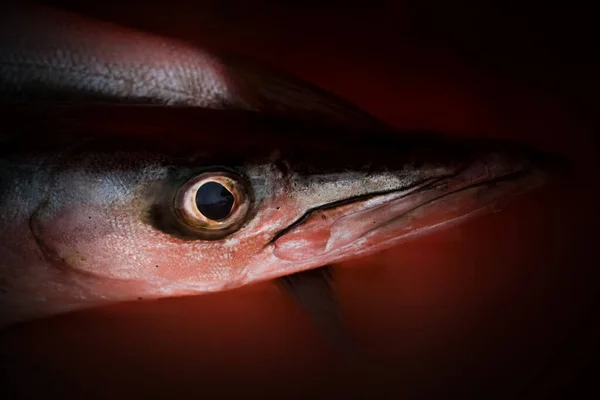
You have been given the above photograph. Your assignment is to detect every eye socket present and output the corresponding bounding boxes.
[174,171,251,238]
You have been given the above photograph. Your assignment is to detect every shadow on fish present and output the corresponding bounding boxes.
[0,2,569,349]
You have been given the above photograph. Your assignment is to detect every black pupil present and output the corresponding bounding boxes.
[195,182,235,221]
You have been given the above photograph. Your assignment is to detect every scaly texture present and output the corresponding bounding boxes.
[0,2,385,128]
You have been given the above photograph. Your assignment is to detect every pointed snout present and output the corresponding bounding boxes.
[269,136,570,265]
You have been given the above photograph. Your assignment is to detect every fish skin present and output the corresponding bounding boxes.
[0,102,564,328]
[0,1,386,129]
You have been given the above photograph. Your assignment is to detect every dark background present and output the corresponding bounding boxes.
[1,1,598,398]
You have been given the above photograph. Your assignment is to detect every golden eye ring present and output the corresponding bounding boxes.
[174,171,250,237]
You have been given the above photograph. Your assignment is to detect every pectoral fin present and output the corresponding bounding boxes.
[278,265,352,351]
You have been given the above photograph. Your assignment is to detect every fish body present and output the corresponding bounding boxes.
[0,3,566,330]
[0,1,383,128]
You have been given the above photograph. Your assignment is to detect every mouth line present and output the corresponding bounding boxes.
[355,166,532,241]
[269,163,532,247]
[267,175,452,245]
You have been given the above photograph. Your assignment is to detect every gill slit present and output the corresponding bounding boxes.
[27,137,98,270]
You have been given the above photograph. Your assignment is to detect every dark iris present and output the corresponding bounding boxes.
[195,182,235,221]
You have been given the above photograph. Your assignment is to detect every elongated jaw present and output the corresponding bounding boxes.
[244,145,567,283]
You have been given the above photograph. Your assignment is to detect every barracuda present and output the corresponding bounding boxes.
[0,103,563,331]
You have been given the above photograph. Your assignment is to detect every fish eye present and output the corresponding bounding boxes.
[174,171,250,238]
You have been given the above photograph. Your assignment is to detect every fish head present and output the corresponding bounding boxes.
[239,131,566,284]
[19,105,566,299]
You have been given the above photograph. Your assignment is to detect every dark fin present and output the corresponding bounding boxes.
[278,265,353,353]
[216,53,390,130]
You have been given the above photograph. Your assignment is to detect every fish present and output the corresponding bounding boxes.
[0,3,567,339]
[0,102,564,330]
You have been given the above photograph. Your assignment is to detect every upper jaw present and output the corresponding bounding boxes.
[284,141,570,259]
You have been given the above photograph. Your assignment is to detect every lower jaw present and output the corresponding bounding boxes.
[340,166,546,260]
